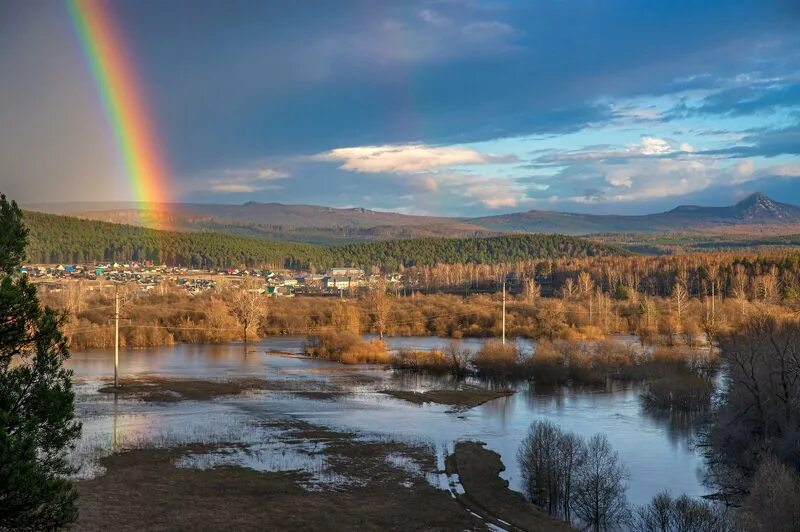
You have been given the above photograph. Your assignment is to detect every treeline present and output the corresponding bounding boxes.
[404,252,800,301]
[23,211,324,270]
[331,234,624,270]
[22,210,622,269]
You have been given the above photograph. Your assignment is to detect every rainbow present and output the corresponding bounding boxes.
[66,0,171,216]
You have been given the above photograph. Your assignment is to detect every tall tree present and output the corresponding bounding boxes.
[0,193,81,529]
[573,434,629,531]
[227,277,265,347]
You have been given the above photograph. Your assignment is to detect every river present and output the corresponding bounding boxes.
[67,336,708,507]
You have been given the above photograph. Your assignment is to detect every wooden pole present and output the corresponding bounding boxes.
[114,287,119,388]
[502,281,506,345]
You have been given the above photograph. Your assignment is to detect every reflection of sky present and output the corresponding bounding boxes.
[70,341,707,506]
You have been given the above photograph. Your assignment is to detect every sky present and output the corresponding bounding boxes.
[1,0,799,216]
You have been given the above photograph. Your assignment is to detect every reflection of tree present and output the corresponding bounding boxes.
[640,404,707,446]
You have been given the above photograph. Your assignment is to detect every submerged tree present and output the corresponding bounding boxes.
[518,420,586,525]
[227,277,266,348]
[0,193,81,529]
[630,491,736,532]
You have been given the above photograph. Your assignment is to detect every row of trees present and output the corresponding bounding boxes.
[706,314,800,531]
[518,420,735,531]
[23,209,622,269]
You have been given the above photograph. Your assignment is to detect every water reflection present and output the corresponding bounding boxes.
[68,339,710,506]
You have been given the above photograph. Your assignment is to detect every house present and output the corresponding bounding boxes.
[325,276,352,290]
[329,267,364,278]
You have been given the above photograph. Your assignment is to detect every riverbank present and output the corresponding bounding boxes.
[76,424,483,531]
[448,441,571,531]
[67,342,710,510]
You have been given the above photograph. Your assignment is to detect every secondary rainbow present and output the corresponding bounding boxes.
[66,0,171,211]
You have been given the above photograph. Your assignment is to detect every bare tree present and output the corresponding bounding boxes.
[713,315,800,470]
[742,455,800,532]
[228,278,265,347]
[572,434,629,531]
[631,491,735,532]
[671,281,688,337]
[518,421,587,526]
[365,280,391,339]
[518,420,565,516]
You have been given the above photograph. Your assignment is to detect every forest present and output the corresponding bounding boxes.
[22,210,623,270]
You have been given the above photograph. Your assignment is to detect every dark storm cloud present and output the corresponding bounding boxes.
[2,0,799,212]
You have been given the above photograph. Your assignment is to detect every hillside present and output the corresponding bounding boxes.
[472,193,800,234]
[21,210,623,270]
[27,193,800,242]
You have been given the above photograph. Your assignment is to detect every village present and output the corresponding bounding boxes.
[20,262,433,297]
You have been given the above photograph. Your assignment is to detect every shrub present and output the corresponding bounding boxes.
[304,331,390,364]
[631,491,735,532]
[473,340,526,378]
[392,342,469,375]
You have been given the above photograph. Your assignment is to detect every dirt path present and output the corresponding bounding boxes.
[446,441,572,531]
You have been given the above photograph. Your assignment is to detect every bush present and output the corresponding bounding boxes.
[473,340,526,378]
[631,491,735,532]
[741,456,800,532]
[304,331,390,364]
[392,342,469,375]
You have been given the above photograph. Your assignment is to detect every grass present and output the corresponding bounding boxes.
[304,331,391,365]
[98,377,275,402]
[391,344,469,376]
[75,424,484,531]
[472,340,526,379]
[446,441,572,531]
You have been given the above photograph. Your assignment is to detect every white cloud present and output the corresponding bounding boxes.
[483,196,518,208]
[254,168,289,180]
[640,136,673,155]
[538,136,691,165]
[318,143,514,173]
[418,9,449,26]
[208,167,289,193]
[606,172,632,188]
[416,176,439,191]
[210,184,262,193]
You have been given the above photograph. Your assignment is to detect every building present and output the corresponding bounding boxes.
[325,276,353,290]
[329,267,364,278]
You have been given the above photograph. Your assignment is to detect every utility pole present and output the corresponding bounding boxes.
[114,286,120,388]
[502,280,506,345]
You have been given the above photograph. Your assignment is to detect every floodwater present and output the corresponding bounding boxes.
[67,337,708,507]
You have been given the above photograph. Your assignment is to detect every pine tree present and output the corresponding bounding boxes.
[0,193,81,529]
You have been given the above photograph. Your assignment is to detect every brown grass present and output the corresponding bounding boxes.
[447,441,571,531]
[304,331,391,365]
[473,340,526,378]
[75,435,483,531]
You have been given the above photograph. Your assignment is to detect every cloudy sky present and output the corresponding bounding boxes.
[2,0,799,215]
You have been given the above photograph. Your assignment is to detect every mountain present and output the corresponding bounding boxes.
[24,193,800,242]
[472,193,800,234]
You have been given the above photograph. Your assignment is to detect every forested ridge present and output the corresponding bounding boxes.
[22,210,624,269]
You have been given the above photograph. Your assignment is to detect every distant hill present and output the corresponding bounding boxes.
[25,193,800,242]
[472,193,800,234]
[21,210,623,269]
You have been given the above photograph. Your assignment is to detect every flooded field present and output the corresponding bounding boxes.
[68,337,708,510]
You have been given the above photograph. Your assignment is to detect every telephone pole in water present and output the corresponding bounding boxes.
[114,286,120,388]
[502,280,506,345]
